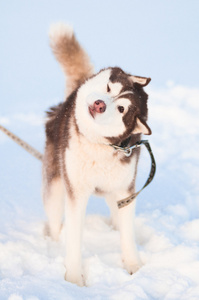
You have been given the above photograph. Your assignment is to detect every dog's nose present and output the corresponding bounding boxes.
[94,100,106,113]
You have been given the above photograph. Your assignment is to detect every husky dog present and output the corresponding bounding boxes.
[43,23,151,286]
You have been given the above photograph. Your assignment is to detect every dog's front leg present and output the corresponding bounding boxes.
[64,193,88,287]
[118,197,142,274]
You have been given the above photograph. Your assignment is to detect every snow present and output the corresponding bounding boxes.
[0,83,199,299]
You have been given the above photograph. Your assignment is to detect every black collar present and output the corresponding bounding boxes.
[119,136,132,148]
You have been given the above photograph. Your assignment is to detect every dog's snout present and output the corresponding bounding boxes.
[94,100,106,113]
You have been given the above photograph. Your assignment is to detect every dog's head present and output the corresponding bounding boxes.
[75,67,151,144]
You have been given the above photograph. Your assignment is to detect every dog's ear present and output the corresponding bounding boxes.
[133,117,152,135]
[130,76,151,88]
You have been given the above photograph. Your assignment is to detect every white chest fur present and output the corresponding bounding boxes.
[64,127,136,198]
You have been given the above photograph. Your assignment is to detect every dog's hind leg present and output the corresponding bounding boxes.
[106,196,120,230]
[43,178,65,241]
[64,191,89,287]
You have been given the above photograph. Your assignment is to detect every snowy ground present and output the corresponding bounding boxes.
[0,83,199,299]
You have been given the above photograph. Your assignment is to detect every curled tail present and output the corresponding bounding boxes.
[49,23,94,95]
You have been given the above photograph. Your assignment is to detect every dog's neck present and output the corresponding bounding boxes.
[119,136,132,148]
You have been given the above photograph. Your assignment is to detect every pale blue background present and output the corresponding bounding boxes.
[0,1,199,217]
[1,0,199,113]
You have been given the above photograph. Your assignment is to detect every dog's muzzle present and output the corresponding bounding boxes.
[89,100,106,118]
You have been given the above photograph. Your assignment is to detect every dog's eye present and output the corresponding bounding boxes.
[118,106,124,113]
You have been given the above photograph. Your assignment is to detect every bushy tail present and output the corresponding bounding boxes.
[49,23,94,95]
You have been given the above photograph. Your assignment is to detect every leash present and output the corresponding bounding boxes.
[0,124,43,161]
[110,140,156,209]
[0,124,155,208]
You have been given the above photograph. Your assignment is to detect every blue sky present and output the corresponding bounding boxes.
[0,0,199,112]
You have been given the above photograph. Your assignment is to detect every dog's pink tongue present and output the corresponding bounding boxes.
[94,100,106,113]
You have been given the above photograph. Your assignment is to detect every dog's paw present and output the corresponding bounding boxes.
[123,260,142,275]
[65,271,84,287]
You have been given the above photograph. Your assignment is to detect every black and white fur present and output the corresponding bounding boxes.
[43,23,152,286]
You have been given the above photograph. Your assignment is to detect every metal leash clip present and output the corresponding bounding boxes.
[110,141,142,157]
[123,143,143,157]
